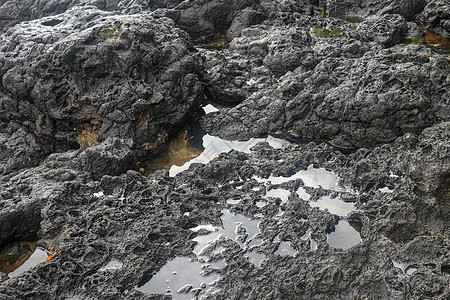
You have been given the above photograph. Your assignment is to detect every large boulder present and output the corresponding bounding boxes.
[201,44,450,150]
[326,0,427,21]
[0,0,123,33]
[420,0,450,39]
[80,138,135,180]
[0,6,205,174]
[202,13,317,106]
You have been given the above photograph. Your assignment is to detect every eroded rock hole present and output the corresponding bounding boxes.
[41,19,63,26]
[433,174,450,206]
[441,264,450,276]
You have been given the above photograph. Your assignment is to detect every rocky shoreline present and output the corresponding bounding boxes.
[0,0,449,299]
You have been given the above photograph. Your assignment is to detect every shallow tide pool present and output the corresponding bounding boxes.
[170,135,289,176]
[0,242,48,278]
[138,210,265,298]
[326,220,362,250]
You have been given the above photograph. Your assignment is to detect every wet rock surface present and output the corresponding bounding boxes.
[0,6,205,174]
[0,122,449,299]
[421,0,450,39]
[0,0,449,299]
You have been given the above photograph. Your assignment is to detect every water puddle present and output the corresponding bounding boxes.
[202,104,219,114]
[254,165,344,191]
[296,187,311,200]
[264,188,291,203]
[255,200,267,208]
[244,251,266,268]
[274,241,297,257]
[226,198,242,205]
[138,210,265,298]
[256,165,358,217]
[198,35,229,51]
[169,135,289,176]
[392,260,418,277]
[138,120,289,177]
[326,219,362,250]
[423,30,450,54]
[136,256,221,299]
[379,187,394,193]
[310,239,318,251]
[192,210,262,253]
[138,127,203,176]
[0,241,48,278]
[308,195,355,217]
[406,266,418,275]
[99,258,123,271]
[392,260,406,276]
[300,229,318,251]
[202,103,228,115]
[93,191,104,198]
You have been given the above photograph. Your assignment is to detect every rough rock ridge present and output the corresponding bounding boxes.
[0,6,205,174]
[0,0,449,299]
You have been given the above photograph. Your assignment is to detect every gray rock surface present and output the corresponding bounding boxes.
[421,0,450,39]
[326,0,427,21]
[0,122,449,299]
[0,0,449,299]
[0,6,205,174]
[201,26,449,150]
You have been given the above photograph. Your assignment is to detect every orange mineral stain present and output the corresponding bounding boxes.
[47,250,64,261]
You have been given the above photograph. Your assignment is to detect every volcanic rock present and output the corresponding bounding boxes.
[0,6,205,173]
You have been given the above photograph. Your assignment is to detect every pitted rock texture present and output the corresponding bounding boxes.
[0,0,122,32]
[0,122,449,299]
[1,0,450,299]
[0,6,205,174]
[421,0,450,39]
[201,14,317,105]
[326,0,427,21]
[169,0,259,43]
[202,43,449,150]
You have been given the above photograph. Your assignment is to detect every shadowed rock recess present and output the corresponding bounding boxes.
[0,0,449,299]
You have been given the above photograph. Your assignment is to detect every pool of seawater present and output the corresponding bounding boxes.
[392,259,418,277]
[99,258,123,271]
[169,134,289,176]
[256,165,357,218]
[192,210,262,254]
[308,195,355,217]
[254,164,346,191]
[139,106,290,177]
[423,30,450,54]
[136,256,221,299]
[274,241,297,257]
[0,242,48,278]
[300,229,318,251]
[137,210,267,298]
[326,219,362,250]
[202,104,219,114]
[138,126,204,176]
[197,35,229,51]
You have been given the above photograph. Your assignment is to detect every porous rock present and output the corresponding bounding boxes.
[420,0,450,39]
[0,0,449,299]
[0,6,205,173]
[326,0,427,21]
[201,44,449,150]
[0,122,448,299]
